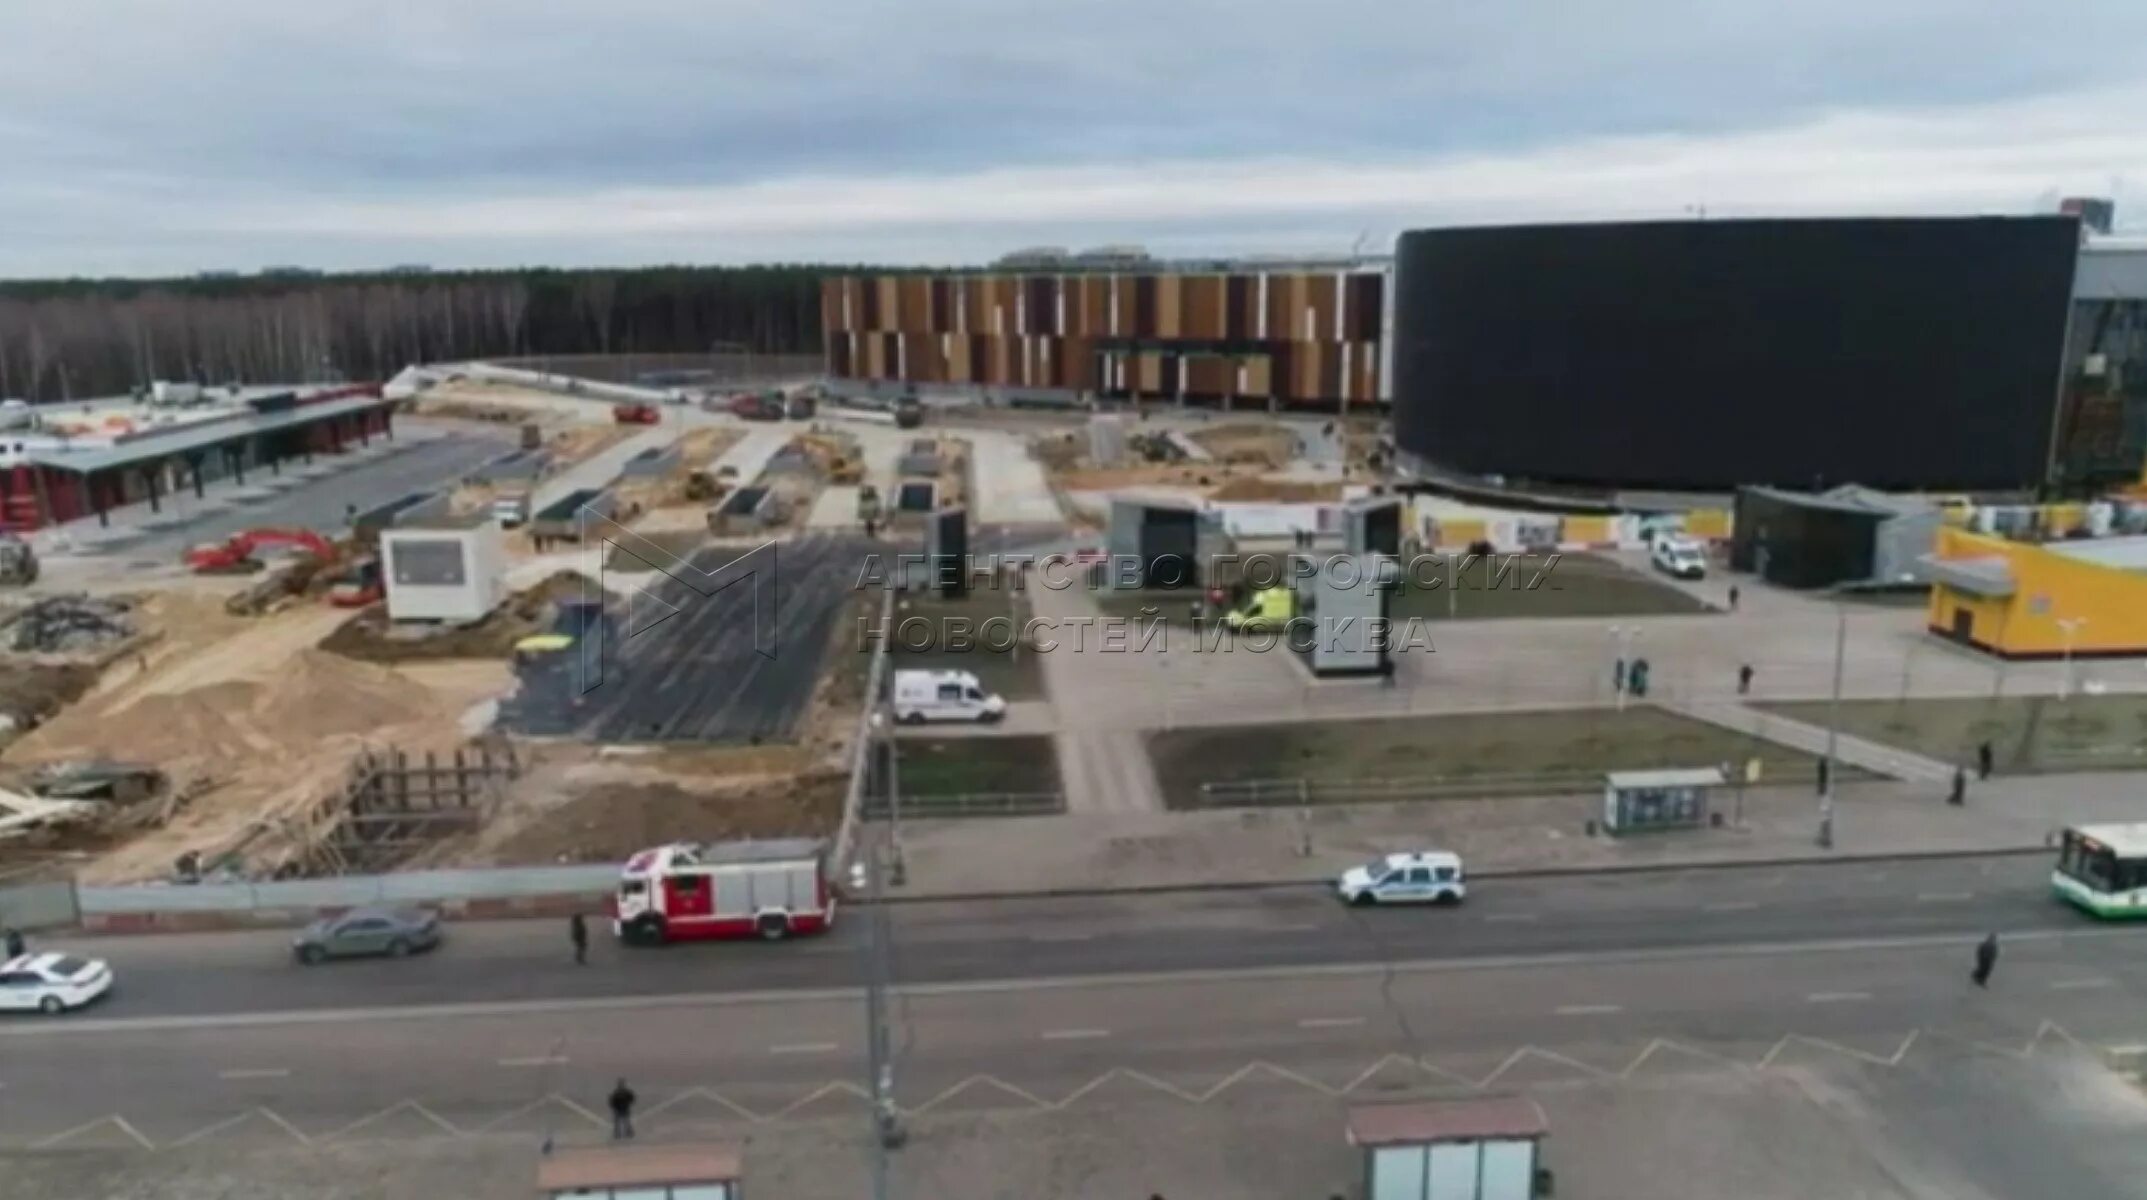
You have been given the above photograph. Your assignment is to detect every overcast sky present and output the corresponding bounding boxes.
[3,0,2144,277]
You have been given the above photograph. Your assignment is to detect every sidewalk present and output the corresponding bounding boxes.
[1661,697,1958,783]
[884,770,2147,900]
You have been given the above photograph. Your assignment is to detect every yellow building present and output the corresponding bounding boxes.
[1924,527,2147,658]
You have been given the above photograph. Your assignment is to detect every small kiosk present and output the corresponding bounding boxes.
[1601,767,1724,835]
[1347,1096,1550,1200]
[537,1141,744,1200]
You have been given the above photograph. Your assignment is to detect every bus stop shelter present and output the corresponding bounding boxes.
[1347,1096,1549,1200]
[1601,767,1724,836]
[536,1141,743,1199]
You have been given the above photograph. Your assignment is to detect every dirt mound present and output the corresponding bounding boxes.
[475,772,846,866]
[36,650,433,768]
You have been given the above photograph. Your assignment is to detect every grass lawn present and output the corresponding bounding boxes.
[882,587,1047,701]
[1388,552,1711,621]
[1757,694,2147,774]
[894,736,1060,795]
[1148,707,1838,809]
[1094,553,1708,628]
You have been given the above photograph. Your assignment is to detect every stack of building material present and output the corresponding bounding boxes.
[5,595,135,653]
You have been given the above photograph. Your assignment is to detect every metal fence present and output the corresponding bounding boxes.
[77,865,614,916]
[832,586,900,869]
[0,878,81,932]
[863,791,1065,819]
[1192,761,1819,809]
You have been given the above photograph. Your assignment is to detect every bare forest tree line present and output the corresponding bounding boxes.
[0,265,834,402]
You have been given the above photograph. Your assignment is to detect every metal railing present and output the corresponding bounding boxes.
[862,791,1065,819]
[77,864,615,916]
[832,586,900,869]
[1191,761,1820,808]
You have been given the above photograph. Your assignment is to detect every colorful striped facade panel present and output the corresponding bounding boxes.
[821,271,1385,405]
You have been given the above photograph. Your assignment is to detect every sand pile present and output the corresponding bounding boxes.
[8,642,509,883]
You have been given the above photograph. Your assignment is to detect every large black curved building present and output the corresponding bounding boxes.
[1391,217,2082,493]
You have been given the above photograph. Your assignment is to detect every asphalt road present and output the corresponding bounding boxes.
[7,855,2147,1150]
[499,533,872,743]
[3,855,2101,1023]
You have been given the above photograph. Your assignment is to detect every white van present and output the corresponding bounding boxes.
[892,669,1007,724]
[1649,534,1706,580]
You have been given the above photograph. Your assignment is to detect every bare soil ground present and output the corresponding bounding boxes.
[321,571,588,664]
[1,594,507,882]
[1187,422,1295,466]
[1204,478,1346,502]
[438,746,844,866]
[428,591,877,869]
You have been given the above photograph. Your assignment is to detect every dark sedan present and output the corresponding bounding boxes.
[292,907,442,965]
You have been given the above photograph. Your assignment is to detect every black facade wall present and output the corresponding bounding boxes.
[1391,217,2082,493]
[1730,489,1882,589]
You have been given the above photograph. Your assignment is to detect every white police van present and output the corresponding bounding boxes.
[1649,534,1707,580]
[1335,851,1467,907]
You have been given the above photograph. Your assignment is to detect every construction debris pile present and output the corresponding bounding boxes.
[0,761,177,849]
[4,634,506,883]
[6,594,135,653]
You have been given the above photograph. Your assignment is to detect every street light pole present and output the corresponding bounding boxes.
[857,837,905,1196]
[880,707,906,887]
[1819,600,1845,849]
[2057,617,2087,701]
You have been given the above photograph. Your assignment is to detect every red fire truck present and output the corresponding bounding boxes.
[612,839,834,946]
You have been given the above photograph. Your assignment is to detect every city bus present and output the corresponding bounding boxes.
[2053,824,2147,918]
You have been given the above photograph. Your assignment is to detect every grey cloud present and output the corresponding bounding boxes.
[1,0,2145,274]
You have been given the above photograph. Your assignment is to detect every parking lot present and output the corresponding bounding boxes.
[499,534,874,743]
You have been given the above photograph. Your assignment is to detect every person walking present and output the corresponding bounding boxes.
[1971,932,1999,988]
[3,927,23,960]
[1948,766,1966,807]
[1977,740,1994,780]
[1727,584,1740,612]
[1815,757,1830,796]
[569,912,589,966]
[608,1078,637,1140]
[1737,663,1754,696]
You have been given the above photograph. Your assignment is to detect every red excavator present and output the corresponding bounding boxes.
[183,528,337,574]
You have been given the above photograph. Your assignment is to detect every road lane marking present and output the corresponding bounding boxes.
[497,1055,569,1068]
[2050,978,2115,991]
[1554,1005,1623,1016]
[1041,1028,1110,1041]
[1916,892,1974,903]
[1483,913,1540,923]
[1805,992,1872,1004]
[1026,933,1095,943]
[1702,901,1760,912]
[1265,923,1320,933]
[1297,1017,1366,1029]
[216,1068,290,1080]
[768,1042,838,1055]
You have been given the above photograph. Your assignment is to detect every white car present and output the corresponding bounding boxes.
[1649,535,1707,580]
[0,952,114,1014]
[1337,851,1467,907]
